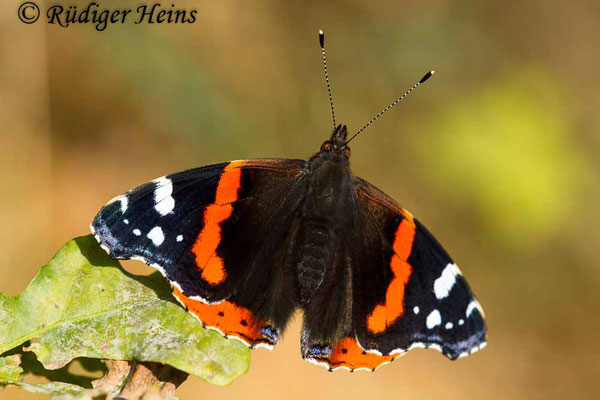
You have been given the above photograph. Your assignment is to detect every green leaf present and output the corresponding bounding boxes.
[1,355,99,399]
[0,355,23,381]
[0,235,250,386]
[1,346,104,388]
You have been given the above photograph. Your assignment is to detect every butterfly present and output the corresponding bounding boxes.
[91,30,486,372]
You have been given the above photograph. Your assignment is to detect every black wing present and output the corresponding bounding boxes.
[91,159,308,348]
[351,177,486,359]
[301,177,486,371]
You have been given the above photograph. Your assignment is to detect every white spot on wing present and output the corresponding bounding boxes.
[253,342,275,350]
[426,309,441,329]
[445,322,453,330]
[99,243,111,255]
[123,219,129,225]
[433,263,462,299]
[428,344,442,352]
[133,229,141,236]
[466,299,485,317]
[459,319,465,325]
[119,196,128,212]
[107,194,128,213]
[147,226,165,246]
[413,306,420,314]
[153,176,175,216]
[176,235,183,242]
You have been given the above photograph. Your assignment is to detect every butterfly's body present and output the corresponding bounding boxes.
[91,31,485,372]
[294,128,353,306]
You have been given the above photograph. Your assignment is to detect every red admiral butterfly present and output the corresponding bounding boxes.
[91,31,486,372]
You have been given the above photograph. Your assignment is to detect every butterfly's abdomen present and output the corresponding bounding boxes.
[294,219,334,303]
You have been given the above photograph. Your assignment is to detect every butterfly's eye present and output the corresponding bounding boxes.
[343,147,351,158]
[321,141,333,152]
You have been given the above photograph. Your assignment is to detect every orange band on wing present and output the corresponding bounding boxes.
[172,287,273,347]
[325,337,396,371]
[192,162,242,285]
[366,215,416,334]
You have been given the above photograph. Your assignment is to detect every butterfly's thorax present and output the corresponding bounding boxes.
[293,158,353,303]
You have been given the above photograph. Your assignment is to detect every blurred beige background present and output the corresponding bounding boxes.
[2,0,600,398]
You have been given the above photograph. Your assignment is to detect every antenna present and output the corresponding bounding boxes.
[345,70,435,145]
[319,29,336,129]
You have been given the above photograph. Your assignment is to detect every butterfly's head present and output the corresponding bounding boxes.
[318,124,351,161]
[316,30,435,160]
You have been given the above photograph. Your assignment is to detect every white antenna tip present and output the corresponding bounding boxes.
[419,70,435,84]
[319,29,324,35]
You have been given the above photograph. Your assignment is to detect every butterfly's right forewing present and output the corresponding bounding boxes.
[351,178,487,359]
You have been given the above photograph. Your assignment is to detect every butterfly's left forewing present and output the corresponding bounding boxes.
[91,158,308,348]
